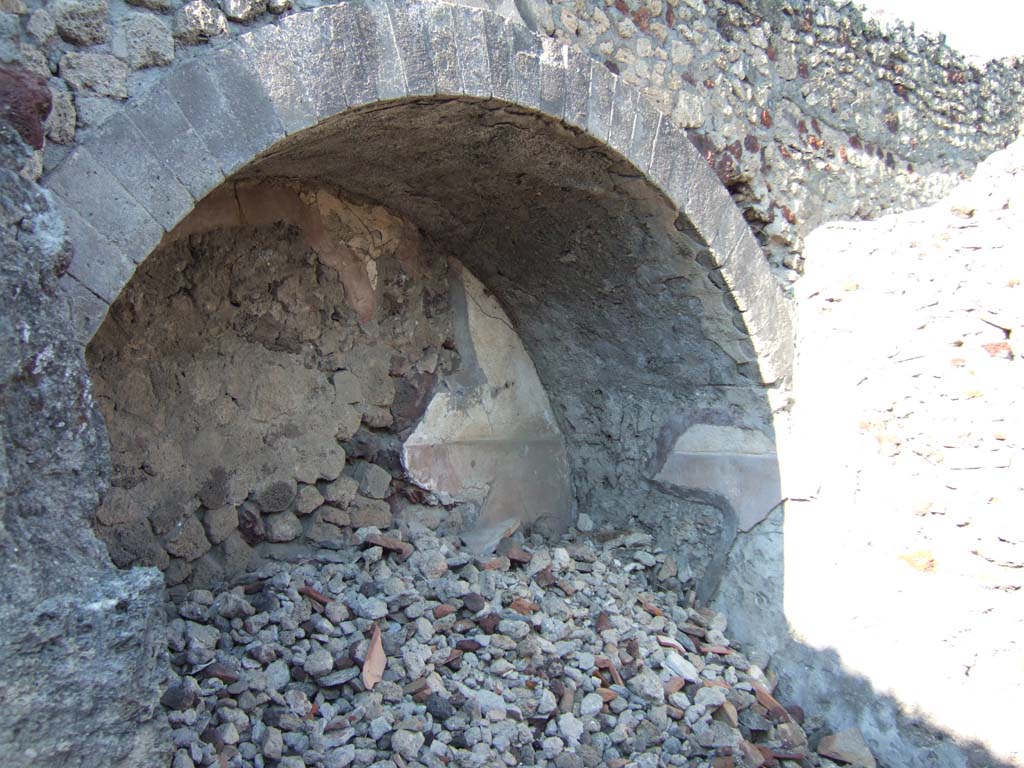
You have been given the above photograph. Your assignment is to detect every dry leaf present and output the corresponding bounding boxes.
[362,623,386,690]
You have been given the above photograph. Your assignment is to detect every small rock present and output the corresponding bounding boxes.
[354,462,392,499]
[580,692,604,718]
[173,0,227,44]
[164,516,212,562]
[257,478,296,513]
[303,648,334,678]
[818,729,877,768]
[628,669,665,702]
[111,14,173,69]
[264,512,302,543]
[391,729,424,761]
[576,512,594,532]
[664,651,700,682]
[218,0,264,21]
[51,0,108,45]
[202,504,238,545]
[264,658,291,692]
[296,485,324,516]
[349,496,391,528]
[59,52,129,99]
[214,591,254,619]
[558,712,584,744]
[537,688,558,716]
[262,727,283,760]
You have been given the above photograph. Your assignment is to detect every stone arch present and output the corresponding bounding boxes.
[46,0,792,593]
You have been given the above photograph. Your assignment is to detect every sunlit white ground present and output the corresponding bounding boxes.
[780,133,1024,764]
[855,0,1024,62]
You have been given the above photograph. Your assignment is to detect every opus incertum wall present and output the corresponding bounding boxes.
[6,1,791,765]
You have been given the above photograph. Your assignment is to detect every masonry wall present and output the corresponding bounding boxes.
[5,0,1022,278]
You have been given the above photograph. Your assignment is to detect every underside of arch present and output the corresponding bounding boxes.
[47,0,792,594]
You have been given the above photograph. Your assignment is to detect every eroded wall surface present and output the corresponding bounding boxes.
[0,121,169,767]
[87,181,575,586]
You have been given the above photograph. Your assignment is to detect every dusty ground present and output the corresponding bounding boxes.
[781,131,1024,764]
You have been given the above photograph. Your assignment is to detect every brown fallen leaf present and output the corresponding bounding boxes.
[362,623,386,690]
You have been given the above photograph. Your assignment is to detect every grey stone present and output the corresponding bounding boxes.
[60,208,133,303]
[112,14,174,70]
[27,9,56,42]
[0,161,170,754]
[264,512,302,543]
[295,485,324,516]
[173,0,227,44]
[125,82,223,200]
[236,25,316,136]
[349,496,391,529]
[51,0,108,45]
[264,658,291,692]
[44,84,75,145]
[580,692,603,718]
[303,648,334,678]
[627,669,664,702]
[219,0,263,23]
[47,143,167,266]
[163,49,282,176]
[354,462,391,500]
[391,729,424,761]
[201,507,237,544]
[558,712,584,744]
[87,113,194,230]
[165,515,212,561]
[59,53,128,99]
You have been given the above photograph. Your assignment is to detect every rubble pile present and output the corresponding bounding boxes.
[162,514,876,768]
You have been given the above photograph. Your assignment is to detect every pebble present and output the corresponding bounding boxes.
[158,522,861,768]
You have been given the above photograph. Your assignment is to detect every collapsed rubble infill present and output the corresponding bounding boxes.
[161,513,877,768]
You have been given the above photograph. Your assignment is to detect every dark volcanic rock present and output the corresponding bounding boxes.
[0,120,168,768]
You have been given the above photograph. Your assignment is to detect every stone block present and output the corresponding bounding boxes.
[538,40,566,120]
[451,6,491,98]
[325,5,378,109]
[163,53,282,178]
[349,496,392,529]
[586,61,616,144]
[607,82,639,159]
[59,52,128,99]
[354,462,392,500]
[296,485,324,516]
[628,95,662,175]
[126,82,224,200]
[264,512,302,543]
[256,478,296,513]
[52,0,108,45]
[512,50,540,110]
[221,530,253,574]
[647,119,690,198]
[386,0,437,97]
[424,2,460,95]
[58,274,109,344]
[236,26,316,135]
[482,12,513,103]
[269,8,348,123]
[112,14,173,70]
[45,147,164,264]
[88,113,194,230]
[61,205,136,303]
[166,527,211,577]
[203,504,238,545]
[348,0,406,102]
[322,475,358,507]
[653,424,781,532]
[562,47,591,129]
[95,487,144,526]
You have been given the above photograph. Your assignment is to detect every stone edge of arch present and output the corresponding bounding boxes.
[44,0,793,386]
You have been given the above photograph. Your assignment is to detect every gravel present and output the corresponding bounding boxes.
[161,520,869,767]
